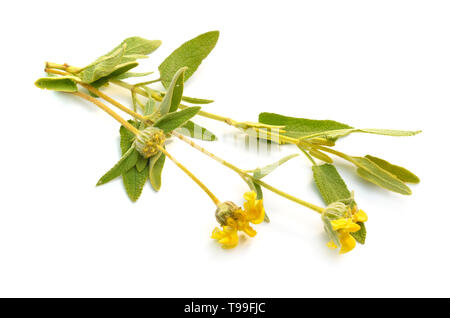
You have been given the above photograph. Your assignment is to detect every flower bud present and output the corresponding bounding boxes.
[134,127,165,158]
[322,202,349,220]
[215,201,239,226]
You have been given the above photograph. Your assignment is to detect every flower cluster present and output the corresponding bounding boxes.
[211,191,265,248]
[322,202,368,254]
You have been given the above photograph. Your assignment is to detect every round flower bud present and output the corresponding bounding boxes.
[135,127,166,158]
[215,201,239,226]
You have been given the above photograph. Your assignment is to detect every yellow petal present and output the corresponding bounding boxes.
[330,218,350,230]
[243,225,257,237]
[226,217,237,229]
[354,210,368,223]
[216,228,239,249]
[331,218,360,232]
[327,240,338,249]
[243,191,257,202]
[249,201,265,224]
[211,227,224,239]
[339,233,356,254]
[347,223,361,233]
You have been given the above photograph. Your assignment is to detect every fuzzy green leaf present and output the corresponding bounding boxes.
[115,71,154,80]
[258,112,353,140]
[149,152,166,191]
[365,155,420,184]
[107,37,161,60]
[176,120,217,141]
[159,31,219,88]
[314,128,421,140]
[181,96,214,104]
[79,45,127,83]
[159,67,187,115]
[136,155,149,172]
[322,216,341,248]
[158,91,214,105]
[123,164,149,202]
[96,146,139,186]
[353,157,412,195]
[35,76,79,92]
[90,61,139,88]
[351,222,367,244]
[120,120,138,154]
[252,154,298,179]
[153,106,201,133]
[309,149,333,163]
[79,37,161,84]
[312,164,351,205]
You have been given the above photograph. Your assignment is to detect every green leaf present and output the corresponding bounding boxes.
[158,91,214,104]
[351,222,366,244]
[153,106,201,133]
[79,45,127,83]
[159,31,219,88]
[309,149,333,163]
[322,216,341,248]
[114,71,154,80]
[79,37,161,84]
[243,177,268,223]
[175,120,217,141]
[314,164,367,245]
[252,154,299,179]
[258,112,353,140]
[96,146,139,186]
[313,128,421,140]
[90,61,139,88]
[365,155,420,184]
[145,97,157,116]
[181,96,214,104]
[35,76,78,92]
[123,164,149,202]
[136,155,148,172]
[107,37,161,59]
[120,120,138,154]
[352,157,412,195]
[159,67,187,115]
[312,164,351,205]
[149,152,166,191]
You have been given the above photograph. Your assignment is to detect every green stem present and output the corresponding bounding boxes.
[111,79,239,126]
[45,68,149,124]
[45,62,81,73]
[299,147,317,165]
[311,144,357,165]
[171,131,324,214]
[71,91,140,135]
[157,145,220,206]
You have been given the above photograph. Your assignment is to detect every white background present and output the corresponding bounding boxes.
[0,0,448,297]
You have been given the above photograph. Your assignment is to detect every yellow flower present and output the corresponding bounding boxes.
[211,191,265,248]
[353,209,368,223]
[328,218,360,254]
[211,218,239,249]
[243,191,265,224]
[324,203,368,254]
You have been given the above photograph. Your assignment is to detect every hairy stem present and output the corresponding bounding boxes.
[71,91,140,135]
[111,80,238,126]
[157,145,220,206]
[171,131,324,214]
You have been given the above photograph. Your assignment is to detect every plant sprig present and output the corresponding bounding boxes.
[35,30,420,254]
